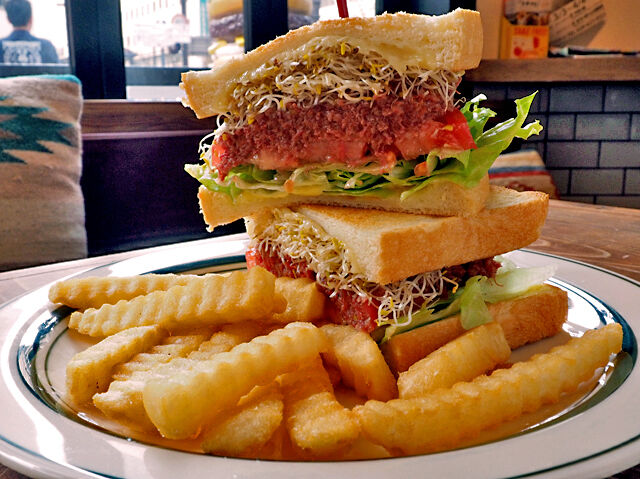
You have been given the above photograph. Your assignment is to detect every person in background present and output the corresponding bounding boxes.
[0,0,58,64]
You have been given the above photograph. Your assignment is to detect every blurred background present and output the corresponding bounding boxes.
[0,0,379,100]
[1,1,635,101]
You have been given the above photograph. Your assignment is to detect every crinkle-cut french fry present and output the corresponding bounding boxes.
[93,329,241,430]
[48,274,199,310]
[220,320,267,339]
[186,322,271,360]
[270,277,326,324]
[278,356,360,457]
[398,322,511,398]
[143,322,327,439]
[68,267,286,337]
[332,436,392,461]
[185,334,240,360]
[66,325,166,404]
[93,370,161,431]
[111,333,209,380]
[334,385,367,409]
[355,323,623,455]
[321,324,397,401]
[201,384,283,456]
[220,320,271,343]
[93,333,211,429]
[324,362,342,388]
[250,422,300,461]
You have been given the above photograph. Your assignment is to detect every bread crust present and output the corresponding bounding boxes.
[182,9,482,118]
[381,284,569,374]
[265,186,547,284]
[199,175,490,230]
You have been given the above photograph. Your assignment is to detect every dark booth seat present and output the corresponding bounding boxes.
[80,100,244,257]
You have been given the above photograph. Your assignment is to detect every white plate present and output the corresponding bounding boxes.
[0,236,638,479]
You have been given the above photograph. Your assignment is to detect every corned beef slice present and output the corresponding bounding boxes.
[212,93,476,179]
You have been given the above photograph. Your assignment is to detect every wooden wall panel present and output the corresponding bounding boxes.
[81,100,218,135]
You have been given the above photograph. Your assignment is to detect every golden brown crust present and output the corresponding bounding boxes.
[198,176,490,231]
[181,9,482,118]
[381,284,568,374]
[291,186,549,284]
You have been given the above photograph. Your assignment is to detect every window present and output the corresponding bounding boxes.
[121,0,211,100]
[0,0,472,99]
[0,0,70,77]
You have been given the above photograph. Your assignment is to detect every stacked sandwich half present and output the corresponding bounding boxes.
[181,9,567,373]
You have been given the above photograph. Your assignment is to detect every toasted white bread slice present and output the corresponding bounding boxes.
[181,9,482,118]
[246,186,549,285]
[198,175,490,229]
[381,284,568,374]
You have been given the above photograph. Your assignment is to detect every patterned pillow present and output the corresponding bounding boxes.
[0,74,86,271]
[489,150,559,199]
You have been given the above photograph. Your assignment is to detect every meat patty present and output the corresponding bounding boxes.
[212,93,453,179]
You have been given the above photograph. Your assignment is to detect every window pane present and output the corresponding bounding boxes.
[317,0,375,20]
[122,0,207,69]
[122,0,375,100]
[208,0,317,65]
[122,0,212,100]
[0,0,70,77]
[206,0,374,66]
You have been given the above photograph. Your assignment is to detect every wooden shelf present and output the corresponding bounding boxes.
[81,100,216,136]
[465,57,640,83]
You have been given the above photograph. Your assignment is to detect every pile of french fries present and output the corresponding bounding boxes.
[50,266,623,460]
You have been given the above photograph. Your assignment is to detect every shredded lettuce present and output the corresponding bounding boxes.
[185,93,543,199]
[459,276,493,330]
[379,262,556,343]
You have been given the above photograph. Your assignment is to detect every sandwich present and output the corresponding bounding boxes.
[181,9,543,228]
[244,187,568,373]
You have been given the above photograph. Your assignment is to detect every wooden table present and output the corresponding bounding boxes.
[532,200,640,283]
[1,199,639,478]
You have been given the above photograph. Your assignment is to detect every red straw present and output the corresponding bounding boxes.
[336,0,349,18]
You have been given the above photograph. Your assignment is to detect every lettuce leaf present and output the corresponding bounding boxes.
[459,276,493,330]
[186,93,543,200]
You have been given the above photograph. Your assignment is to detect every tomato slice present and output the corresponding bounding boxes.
[322,288,379,333]
[246,247,315,280]
[434,109,477,151]
[395,109,476,159]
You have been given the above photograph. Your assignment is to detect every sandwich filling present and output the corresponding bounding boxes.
[187,88,542,202]
[246,208,554,339]
[208,93,474,179]
[215,40,462,138]
[201,40,467,180]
